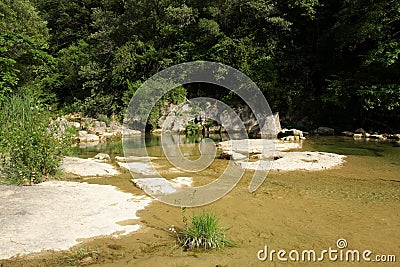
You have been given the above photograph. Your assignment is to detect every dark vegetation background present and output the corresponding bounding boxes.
[1,0,400,132]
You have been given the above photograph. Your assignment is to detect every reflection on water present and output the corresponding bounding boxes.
[71,133,230,158]
[72,134,400,168]
[70,141,123,159]
[72,134,400,203]
[121,133,231,149]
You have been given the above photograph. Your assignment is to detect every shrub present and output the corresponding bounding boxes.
[178,209,233,250]
[184,121,200,134]
[0,94,72,184]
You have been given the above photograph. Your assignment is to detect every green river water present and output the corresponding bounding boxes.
[72,135,400,200]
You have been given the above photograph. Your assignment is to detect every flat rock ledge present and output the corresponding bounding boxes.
[217,139,302,154]
[218,139,346,171]
[0,181,151,260]
[132,177,192,195]
[237,151,346,171]
[61,156,119,177]
[115,156,158,176]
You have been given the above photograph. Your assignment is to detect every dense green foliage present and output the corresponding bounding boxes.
[0,94,71,184]
[1,0,399,130]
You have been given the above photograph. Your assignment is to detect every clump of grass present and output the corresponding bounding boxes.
[177,209,233,250]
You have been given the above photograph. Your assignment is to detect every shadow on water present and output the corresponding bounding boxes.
[305,136,390,157]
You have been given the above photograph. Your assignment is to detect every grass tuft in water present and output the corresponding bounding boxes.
[178,209,233,250]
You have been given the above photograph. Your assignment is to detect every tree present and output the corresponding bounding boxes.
[0,0,50,101]
[321,0,400,127]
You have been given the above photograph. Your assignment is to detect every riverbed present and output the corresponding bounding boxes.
[1,135,399,266]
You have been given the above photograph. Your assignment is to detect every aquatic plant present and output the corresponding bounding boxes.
[177,209,233,250]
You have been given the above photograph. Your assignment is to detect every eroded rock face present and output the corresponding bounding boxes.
[154,101,282,135]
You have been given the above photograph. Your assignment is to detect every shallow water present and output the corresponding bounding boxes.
[73,134,400,172]
[73,135,400,201]
[4,135,399,266]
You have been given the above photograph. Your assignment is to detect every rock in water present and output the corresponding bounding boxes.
[316,127,335,135]
[236,151,346,171]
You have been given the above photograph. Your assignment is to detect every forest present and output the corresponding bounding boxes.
[1,0,400,131]
[0,2,400,265]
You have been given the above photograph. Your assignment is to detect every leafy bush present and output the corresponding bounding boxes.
[0,94,72,184]
[178,209,232,250]
[184,121,200,134]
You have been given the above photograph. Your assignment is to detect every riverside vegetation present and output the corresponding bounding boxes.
[1,0,399,132]
[0,94,72,185]
[1,1,399,178]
